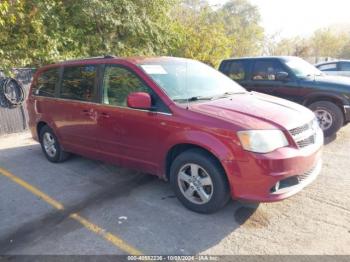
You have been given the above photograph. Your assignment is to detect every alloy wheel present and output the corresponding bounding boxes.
[314,109,333,131]
[43,132,57,158]
[177,163,214,205]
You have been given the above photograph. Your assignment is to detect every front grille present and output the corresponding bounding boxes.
[289,120,317,149]
[289,123,310,136]
[296,135,315,148]
[270,161,321,193]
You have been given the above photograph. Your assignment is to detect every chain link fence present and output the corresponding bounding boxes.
[0,69,35,136]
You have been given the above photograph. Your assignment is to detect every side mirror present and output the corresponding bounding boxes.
[127,92,152,110]
[276,71,289,81]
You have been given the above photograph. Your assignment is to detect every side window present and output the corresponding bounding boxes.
[252,61,285,81]
[318,63,337,71]
[226,61,246,81]
[60,65,96,101]
[102,65,151,107]
[340,62,350,71]
[33,68,59,97]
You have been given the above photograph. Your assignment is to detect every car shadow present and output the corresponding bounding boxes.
[324,133,337,145]
[0,143,260,255]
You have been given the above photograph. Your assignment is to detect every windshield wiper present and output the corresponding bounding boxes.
[173,96,214,102]
[212,91,246,99]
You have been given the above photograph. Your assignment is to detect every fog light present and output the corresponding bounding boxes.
[275,181,280,191]
[270,181,280,193]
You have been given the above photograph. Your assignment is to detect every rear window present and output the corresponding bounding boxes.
[33,68,59,97]
[60,65,97,101]
[223,61,246,81]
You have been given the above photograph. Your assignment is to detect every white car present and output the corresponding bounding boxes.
[316,60,350,77]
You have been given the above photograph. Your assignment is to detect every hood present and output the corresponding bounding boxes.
[189,92,315,130]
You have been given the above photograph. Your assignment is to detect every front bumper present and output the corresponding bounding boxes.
[225,137,323,202]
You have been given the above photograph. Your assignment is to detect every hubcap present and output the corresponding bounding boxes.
[43,132,57,157]
[177,163,213,205]
[314,109,333,131]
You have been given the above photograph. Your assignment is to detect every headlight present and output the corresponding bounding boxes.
[237,130,289,153]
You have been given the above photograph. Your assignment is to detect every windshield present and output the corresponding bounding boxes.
[139,59,246,102]
[284,57,323,78]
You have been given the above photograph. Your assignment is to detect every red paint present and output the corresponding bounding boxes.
[27,56,323,202]
[127,92,152,109]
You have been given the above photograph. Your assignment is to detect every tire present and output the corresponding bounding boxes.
[170,149,230,214]
[39,125,70,163]
[309,101,344,137]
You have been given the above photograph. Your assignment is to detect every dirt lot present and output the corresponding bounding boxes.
[0,126,349,255]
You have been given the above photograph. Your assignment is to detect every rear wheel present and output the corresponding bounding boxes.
[309,101,344,137]
[170,149,230,214]
[39,125,70,163]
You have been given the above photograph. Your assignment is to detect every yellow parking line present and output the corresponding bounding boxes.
[0,167,143,256]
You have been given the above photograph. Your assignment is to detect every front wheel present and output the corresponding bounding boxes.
[170,149,230,214]
[309,101,344,137]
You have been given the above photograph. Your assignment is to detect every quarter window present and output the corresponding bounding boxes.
[318,63,337,71]
[102,66,151,107]
[252,61,285,81]
[226,61,246,81]
[33,68,59,97]
[60,65,96,101]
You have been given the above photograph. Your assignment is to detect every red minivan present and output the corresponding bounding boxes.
[27,56,323,213]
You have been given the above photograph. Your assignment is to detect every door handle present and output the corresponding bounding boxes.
[82,109,93,116]
[100,112,110,118]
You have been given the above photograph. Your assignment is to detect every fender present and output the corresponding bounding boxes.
[302,91,349,106]
[33,108,63,146]
[158,129,239,177]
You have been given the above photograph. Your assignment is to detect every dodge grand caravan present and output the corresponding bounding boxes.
[27,56,323,213]
[219,56,350,137]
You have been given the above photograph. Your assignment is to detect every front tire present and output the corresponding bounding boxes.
[39,125,70,163]
[170,149,230,214]
[309,101,344,137]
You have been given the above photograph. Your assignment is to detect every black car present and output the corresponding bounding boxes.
[219,56,350,136]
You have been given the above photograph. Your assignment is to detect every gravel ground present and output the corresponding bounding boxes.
[0,126,349,255]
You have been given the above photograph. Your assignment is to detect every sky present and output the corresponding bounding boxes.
[209,0,350,37]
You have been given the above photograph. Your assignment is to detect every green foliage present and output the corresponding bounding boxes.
[169,0,264,67]
[0,0,263,70]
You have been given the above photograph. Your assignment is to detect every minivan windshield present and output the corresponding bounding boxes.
[139,59,246,102]
[284,57,323,78]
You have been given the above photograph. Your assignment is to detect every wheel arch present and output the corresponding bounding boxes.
[303,94,346,118]
[303,94,345,109]
[37,121,48,140]
[164,143,228,182]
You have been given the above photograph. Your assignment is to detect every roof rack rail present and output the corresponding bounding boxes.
[104,55,117,58]
[58,55,118,63]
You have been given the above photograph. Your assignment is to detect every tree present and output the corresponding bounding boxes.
[169,0,264,66]
[310,28,349,60]
[0,0,265,70]
[339,40,350,59]
[0,0,176,71]
[169,2,231,66]
[216,0,264,57]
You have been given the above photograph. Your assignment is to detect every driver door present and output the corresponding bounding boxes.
[247,59,300,102]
